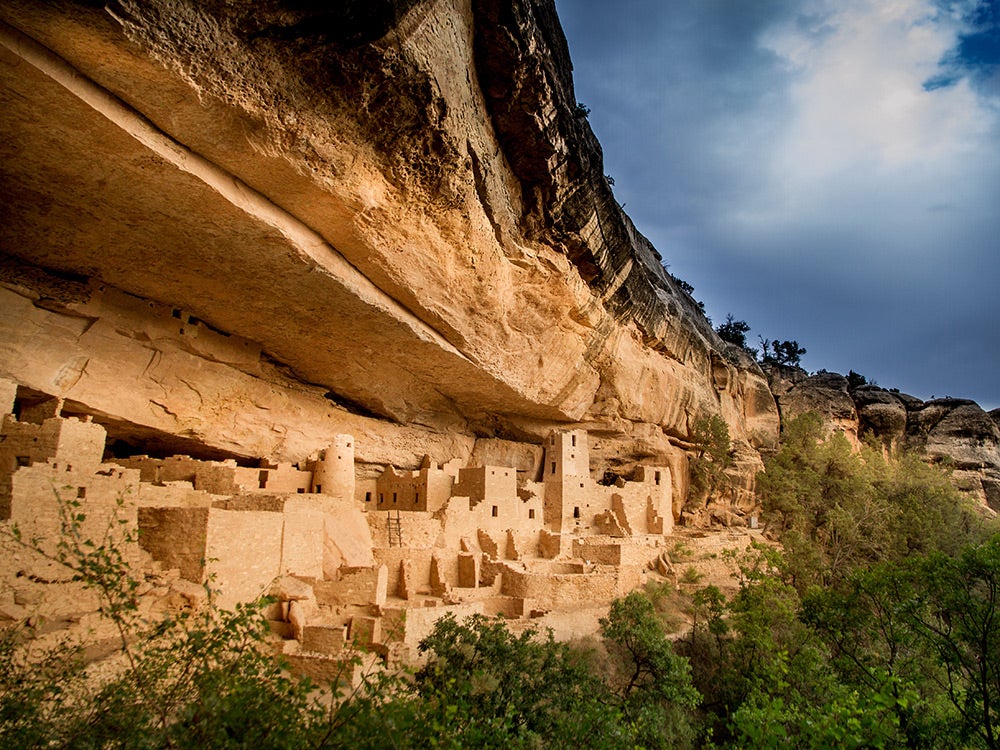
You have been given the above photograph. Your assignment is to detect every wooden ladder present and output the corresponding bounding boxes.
[387,510,403,547]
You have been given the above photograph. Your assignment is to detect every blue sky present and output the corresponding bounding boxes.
[555,0,1000,410]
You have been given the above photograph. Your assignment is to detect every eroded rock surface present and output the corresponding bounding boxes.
[765,364,1000,511]
[0,0,777,503]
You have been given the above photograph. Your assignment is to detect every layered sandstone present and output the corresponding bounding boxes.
[0,0,778,507]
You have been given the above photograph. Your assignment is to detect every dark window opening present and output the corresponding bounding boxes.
[551,461,556,474]
[15,456,29,468]
[654,471,661,486]
[297,488,305,494]
[315,484,322,493]
[415,492,419,505]
[171,308,182,319]
[77,487,86,499]
[571,435,576,447]
[365,492,372,503]
[573,507,580,519]
[258,470,268,489]
[528,509,535,519]
[492,505,498,517]
[393,493,397,504]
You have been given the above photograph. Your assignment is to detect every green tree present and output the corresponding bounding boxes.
[599,592,702,749]
[762,340,807,366]
[803,562,957,748]
[847,370,868,389]
[414,613,617,748]
[687,414,732,510]
[716,314,751,350]
[905,538,1000,749]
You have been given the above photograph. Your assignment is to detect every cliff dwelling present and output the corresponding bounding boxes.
[0,375,727,673]
[1,0,998,710]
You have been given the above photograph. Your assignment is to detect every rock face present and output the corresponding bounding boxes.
[765,365,1000,511]
[1,0,991,527]
[767,367,860,444]
[0,0,778,514]
[905,399,1000,510]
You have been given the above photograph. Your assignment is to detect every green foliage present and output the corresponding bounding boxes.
[688,414,732,508]
[716,314,751,350]
[906,538,1000,748]
[847,370,868,389]
[674,277,695,295]
[755,337,807,366]
[600,592,702,749]
[757,413,980,590]
[680,566,705,585]
[414,613,616,748]
[691,414,731,465]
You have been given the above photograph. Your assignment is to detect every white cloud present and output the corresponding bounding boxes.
[749,0,999,221]
[558,0,1000,406]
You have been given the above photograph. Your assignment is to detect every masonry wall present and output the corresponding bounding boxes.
[137,506,210,580]
[9,462,140,558]
[204,508,283,609]
[499,564,642,609]
[280,498,326,579]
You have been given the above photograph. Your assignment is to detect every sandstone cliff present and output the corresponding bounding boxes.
[0,0,779,517]
[766,365,1000,511]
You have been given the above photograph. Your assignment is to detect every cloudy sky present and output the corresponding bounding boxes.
[555,0,1000,410]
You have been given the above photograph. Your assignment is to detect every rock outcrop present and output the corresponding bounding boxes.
[0,0,778,512]
[765,365,1000,511]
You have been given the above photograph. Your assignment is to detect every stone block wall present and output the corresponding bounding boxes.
[204,508,284,608]
[137,506,210,581]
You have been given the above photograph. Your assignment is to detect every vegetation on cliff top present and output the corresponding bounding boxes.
[3,414,998,748]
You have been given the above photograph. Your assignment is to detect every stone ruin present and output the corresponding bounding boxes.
[0,376,681,675]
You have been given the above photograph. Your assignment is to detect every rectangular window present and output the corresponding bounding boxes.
[415,492,419,505]
[571,435,576,447]
[77,487,86,499]
[315,484,322,493]
[573,507,580,519]
[258,470,268,489]
[551,461,556,474]
[15,456,29,468]
[655,471,661,486]
[492,506,498,517]
[365,492,372,503]
[393,493,397,504]
[528,509,535,519]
